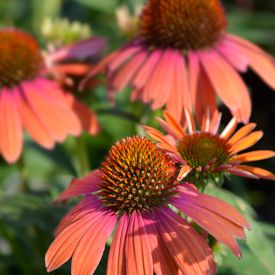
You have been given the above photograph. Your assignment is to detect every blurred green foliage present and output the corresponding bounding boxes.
[0,0,274,274]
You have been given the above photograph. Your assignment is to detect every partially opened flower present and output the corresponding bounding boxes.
[84,0,275,123]
[46,136,250,275]
[145,108,275,184]
[0,28,85,163]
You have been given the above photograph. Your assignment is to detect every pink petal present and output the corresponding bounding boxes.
[22,79,81,142]
[125,211,153,275]
[176,184,250,229]
[108,45,142,72]
[154,207,216,275]
[188,51,200,108]
[107,214,129,275]
[71,209,117,275]
[226,34,275,89]
[46,207,105,272]
[62,92,100,135]
[55,195,100,236]
[132,50,162,89]
[112,50,147,91]
[166,53,192,121]
[0,88,23,163]
[142,49,175,108]
[216,38,249,72]
[56,169,101,202]
[142,211,179,275]
[15,88,54,149]
[199,50,251,123]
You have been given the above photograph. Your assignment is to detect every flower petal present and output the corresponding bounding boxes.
[154,207,216,274]
[236,165,275,180]
[125,211,153,275]
[0,88,23,163]
[230,131,263,154]
[228,123,257,145]
[142,211,179,275]
[107,214,129,275]
[71,208,117,275]
[231,150,275,163]
[55,169,101,202]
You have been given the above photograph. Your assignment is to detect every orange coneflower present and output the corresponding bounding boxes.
[145,108,275,185]
[83,0,275,123]
[0,28,101,163]
[46,137,250,275]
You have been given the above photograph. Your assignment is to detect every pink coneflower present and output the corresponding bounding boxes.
[0,28,102,163]
[84,0,275,123]
[145,108,275,185]
[46,137,250,275]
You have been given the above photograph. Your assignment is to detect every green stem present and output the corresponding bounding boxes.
[17,156,30,192]
[76,135,90,176]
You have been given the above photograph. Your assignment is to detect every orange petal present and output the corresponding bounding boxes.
[228,123,256,145]
[231,150,275,163]
[236,165,275,180]
[177,165,192,181]
[163,111,185,138]
[230,131,263,154]
[0,89,23,163]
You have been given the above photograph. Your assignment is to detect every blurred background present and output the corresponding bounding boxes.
[0,0,274,274]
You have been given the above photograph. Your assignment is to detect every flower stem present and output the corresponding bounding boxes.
[76,135,90,176]
[18,156,30,192]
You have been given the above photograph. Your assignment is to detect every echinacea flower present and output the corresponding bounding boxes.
[84,0,275,123]
[0,28,102,163]
[46,136,250,275]
[145,108,275,185]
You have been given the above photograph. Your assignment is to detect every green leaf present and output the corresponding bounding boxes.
[74,0,117,12]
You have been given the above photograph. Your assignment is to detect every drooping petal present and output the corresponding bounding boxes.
[175,184,251,229]
[107,214,129,275]
[226,34,275,89]
[112,50,147,91]
[199,50,251,123]
[46,205,107,272]
[236,165,275,180]
[15,88,54,149]
[0,88,23,163]
[56,169,101,202]
[166,53,192,121]
[216,38,249,72]
[142,49,175,108]
[226,167,259,179]
[61,92,100,135]
[71,208,117,275]
[125,211,153,275]
[172,191,246,257]
[54,195,100,236]
[231,150,275,163]
[132,50,162,89]
[142,211,179,275]
[22,79,81,142]
[154,207,216,275]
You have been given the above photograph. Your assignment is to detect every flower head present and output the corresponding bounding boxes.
[145,108,275,184]
[46,136,250,275]
[0,28,103,163]
[83,0,275,123]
